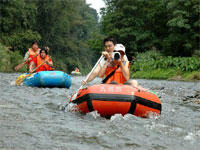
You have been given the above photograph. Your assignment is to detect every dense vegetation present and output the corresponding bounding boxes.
[0,0,100,73]
[0,0,199,81]
[131,50,200,80]
[0,43,26,72]
[98,0,200,80]
[100,0,199,58]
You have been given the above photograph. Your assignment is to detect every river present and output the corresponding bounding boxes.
[0,72,200,150]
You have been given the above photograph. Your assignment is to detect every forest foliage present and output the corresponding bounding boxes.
[0,0,100,73]
[100,0,200,57]
[0,0,199,75]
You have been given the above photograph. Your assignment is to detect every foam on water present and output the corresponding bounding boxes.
[10,80,16,86]
[86,111,101,119]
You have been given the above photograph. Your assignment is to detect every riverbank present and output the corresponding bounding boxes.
[1,43,199,81]
[131,69,200,81]
[130,50,200,81]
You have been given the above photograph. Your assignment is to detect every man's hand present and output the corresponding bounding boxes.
[113,58,122,66]
[102,51,112,61]
[81,80,87,85]
[26,57,32,62]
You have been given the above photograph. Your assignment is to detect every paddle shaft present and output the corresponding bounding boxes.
[25,53,39,63]
[16,58,50,85]
[30,58,50,73]
[79,55,104,90]
[64,55,104,108]
[15,53,39,71]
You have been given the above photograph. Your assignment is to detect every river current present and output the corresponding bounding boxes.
[0,73,200,150]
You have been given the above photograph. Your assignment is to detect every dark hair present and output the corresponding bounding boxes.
[32,41,38,46]
[103,36,116,45]
[40,48,48,55]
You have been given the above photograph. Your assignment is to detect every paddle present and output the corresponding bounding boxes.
[61,55,104,110]
[16,58,49,86]
[14,53,39,71]
[75,55,104,94]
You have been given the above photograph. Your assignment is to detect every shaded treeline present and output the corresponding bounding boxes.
[99,0,199,58]
[0,0,100,73]
[0,0,199,74]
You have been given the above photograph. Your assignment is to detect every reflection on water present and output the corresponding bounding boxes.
[0,73,200,150]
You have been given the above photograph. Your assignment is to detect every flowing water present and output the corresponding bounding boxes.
[0,72,200,150]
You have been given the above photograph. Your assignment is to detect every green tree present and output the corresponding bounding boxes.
[163,0,200,56]
[0,0,41,53]
[0,0,100,72]
[101,0,200,57]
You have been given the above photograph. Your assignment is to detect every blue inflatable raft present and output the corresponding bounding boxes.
[17,71,71,88]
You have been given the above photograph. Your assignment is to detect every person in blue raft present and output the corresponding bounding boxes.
[29,48,54,73]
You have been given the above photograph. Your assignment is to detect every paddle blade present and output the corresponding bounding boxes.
[15,74,30,85]
[15,62,26,71]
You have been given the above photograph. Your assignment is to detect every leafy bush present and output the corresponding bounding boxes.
[132,50,200,72]
[0,43,26,72]
[1,30,41,54]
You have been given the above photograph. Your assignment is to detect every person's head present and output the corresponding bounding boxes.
[75,67,79,71]
[32,41,39,51]
[103,36,116,53]
[40,48,48,59]
[44,46,50,52]
[113,44,126,59]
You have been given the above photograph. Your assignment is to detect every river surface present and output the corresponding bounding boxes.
[0,72,200,150]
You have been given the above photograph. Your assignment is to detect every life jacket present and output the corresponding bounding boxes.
[105,62,130,84]
[35,55,53,72]
[27,48,40,66]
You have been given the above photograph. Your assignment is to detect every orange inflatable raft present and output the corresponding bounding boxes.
[69,84,161,118]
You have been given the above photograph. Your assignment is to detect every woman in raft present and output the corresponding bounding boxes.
[29,48,54,73]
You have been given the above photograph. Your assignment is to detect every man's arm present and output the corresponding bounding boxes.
[81,64,101,85]
[98,61,109,78]
[29,61,36,73]
[119,61,130,81]
[24,51,29,61]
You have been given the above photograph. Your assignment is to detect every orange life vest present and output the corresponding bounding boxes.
[105,62,130,84]
[27,48,40,66]
[35,55,53,72]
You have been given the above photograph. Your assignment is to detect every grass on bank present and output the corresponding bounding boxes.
[130,50,200,81]
[131,69,177,80]
[131,69,200,81]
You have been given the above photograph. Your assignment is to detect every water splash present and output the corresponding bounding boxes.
[110,114,124,121]
[184,130,200,142]
[184,132,195,141]
[147,112,161,119]
[64,102,79,112]
[10,80,16,86]
[86,111,101,119]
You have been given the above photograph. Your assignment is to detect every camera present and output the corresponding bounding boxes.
[112,52,121,60]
